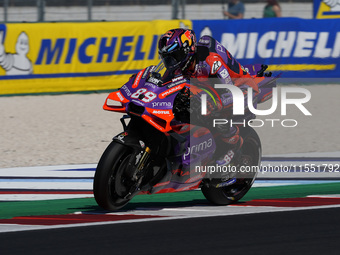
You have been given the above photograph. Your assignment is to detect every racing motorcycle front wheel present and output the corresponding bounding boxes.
[201,126,261,205]
[93,141,137,211]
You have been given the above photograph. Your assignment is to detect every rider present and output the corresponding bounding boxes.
[158,28,259,165]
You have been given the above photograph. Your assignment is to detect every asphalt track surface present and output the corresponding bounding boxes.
[1,207,340,255]
[1,154,340,254]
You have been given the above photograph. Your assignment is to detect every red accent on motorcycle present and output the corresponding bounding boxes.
[145,107,174,121]
[158,84,185,99]
[185,172,206,183]
[132,69,145,89]
[153,181,171,187]
[260,91,273,103]
[172,124,194,134]
[193,127,211,138]
[103,91,128,113]
[155,183,200,194]
[142,114,171,132]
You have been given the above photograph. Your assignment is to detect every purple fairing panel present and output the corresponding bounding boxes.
[243,64,263,76]
[164,125,216,186]
[183,129,216,165]
[256,74,281,103]
[118,66,187,117]
[171,126,216,166]
[119,67,186,124]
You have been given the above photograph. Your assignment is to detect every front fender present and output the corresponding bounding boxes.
[112,131,146,151]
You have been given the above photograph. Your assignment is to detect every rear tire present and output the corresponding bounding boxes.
[201,126,261,205]
[93,141,135,211]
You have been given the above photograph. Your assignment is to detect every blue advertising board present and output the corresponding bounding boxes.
[193,18,340,78]
[314,0,340,19]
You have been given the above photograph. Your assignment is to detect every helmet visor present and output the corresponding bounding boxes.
[160,48,187,69]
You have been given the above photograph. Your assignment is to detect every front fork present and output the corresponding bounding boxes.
[117,115,178,196]
[120,115,152,178]
[116,115,153,198]
[132,146,151,181]
[123,146,152,199]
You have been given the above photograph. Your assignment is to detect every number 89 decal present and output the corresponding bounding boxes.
[131,88,157,103]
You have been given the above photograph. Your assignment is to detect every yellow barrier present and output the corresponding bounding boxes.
[0,20,192,95]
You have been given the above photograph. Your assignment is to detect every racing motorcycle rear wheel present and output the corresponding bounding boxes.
[201,126,261,205]
[93,141,136,211]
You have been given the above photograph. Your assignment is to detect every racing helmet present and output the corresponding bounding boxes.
[158,28,197,71]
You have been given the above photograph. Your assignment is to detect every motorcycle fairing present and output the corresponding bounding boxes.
[101,63,278,194]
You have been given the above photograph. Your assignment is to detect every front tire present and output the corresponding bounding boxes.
[201,126,261,205]
[93,141,135,211]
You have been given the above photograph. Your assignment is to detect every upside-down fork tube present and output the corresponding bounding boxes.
[137,147,151,171]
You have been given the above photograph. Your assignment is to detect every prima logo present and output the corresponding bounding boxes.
[121,85,131,96]
[183,138,213,160]
[152,101,172,108]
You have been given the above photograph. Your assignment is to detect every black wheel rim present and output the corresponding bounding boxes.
[222,136,260,198]
[108,152,133,206]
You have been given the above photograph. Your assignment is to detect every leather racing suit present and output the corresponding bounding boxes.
[181,35,259,155]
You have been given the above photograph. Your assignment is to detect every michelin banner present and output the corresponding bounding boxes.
[0,20,191,95]
[314,0,340,19]
[193,18,340,78]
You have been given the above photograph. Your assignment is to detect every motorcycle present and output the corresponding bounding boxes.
[93,62,278,211]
